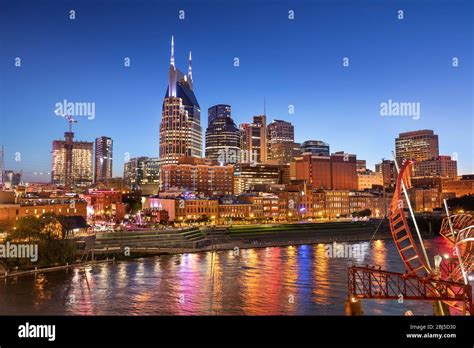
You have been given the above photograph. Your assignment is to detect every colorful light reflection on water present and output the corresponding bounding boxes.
[0,237,466,315]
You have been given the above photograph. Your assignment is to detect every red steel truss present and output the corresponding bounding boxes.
[389,160,430,278]
[348,266,473,315]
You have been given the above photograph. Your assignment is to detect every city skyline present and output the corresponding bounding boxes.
[0,0,473,328]
[1,0,472,182]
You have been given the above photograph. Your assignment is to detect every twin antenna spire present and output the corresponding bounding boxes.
[170,35,192,80]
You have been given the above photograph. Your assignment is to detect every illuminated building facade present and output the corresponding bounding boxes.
[442,175,474,197]
[239,115,267,164]
[395,129,439,163]
[375,160,396,189]
[94,136,113,183]
[51,134,93,187]
[234,163,285,194]
[142,197,219,222]
[413,155,457,179]
[160,156,234,195]
[0,199,87,229]
[293,152,357,190]
[160,36,202,165]
[205,104,241,164]
[266,119,300,165]
[267,120,294,144]
[123,157,160,191]
[267,142,302,165]
[357,170,383,190]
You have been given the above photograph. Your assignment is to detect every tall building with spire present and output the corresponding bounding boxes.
[159,36,202,165]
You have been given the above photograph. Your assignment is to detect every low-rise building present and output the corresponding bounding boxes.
[80,189,125,220]
[357,170,383,190]
[0,198,87,230]
[142,196,219,223]
[442,175,474,197]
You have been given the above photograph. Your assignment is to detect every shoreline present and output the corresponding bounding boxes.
[0,229,399,279]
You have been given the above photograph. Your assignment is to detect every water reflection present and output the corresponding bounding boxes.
[0,238,453,316]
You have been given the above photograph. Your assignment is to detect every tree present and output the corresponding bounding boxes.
[6,214,76,270]
[9,216,42,242]
[123,195,142,214]
[39,213,64,239]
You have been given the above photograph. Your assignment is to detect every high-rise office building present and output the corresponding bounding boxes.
[205,105,241,164]
[94,136,113,183]
[413,155,457,179]
[266,120,299,165]
[159,36,202,165]
[268,142,302,165]
[208,104,231,124]
[123,157,160,191]
[234,163,286,193]
[395,130,439,163]
[51,132,93,187]
[240,115,267,164]
[301,140,330,156]
[267,119,294,144]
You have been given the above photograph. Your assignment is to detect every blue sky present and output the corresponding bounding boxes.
[0,0,472,182]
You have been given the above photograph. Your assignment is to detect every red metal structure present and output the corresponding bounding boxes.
[348,266,473,315]
[347,159,473,316]
[439,214,474,283]
[388,161,430,278]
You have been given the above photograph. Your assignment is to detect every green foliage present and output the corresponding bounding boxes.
[5,214,76,270]
[9,215,42,242]
[123,195,142,214]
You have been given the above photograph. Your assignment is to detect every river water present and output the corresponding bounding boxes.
[0,237,458,315]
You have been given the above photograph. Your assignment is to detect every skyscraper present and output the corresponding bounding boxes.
[94,136,113,183]
[266,119,300,165]
[51,133,93,187]
[267,119,294,144]
[205,104,241,164]
[159,36,202,165]
[240,115,267,164]
[208,104,231,124]
[395,130,439,163]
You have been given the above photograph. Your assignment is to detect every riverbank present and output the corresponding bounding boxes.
[0,220,437,278]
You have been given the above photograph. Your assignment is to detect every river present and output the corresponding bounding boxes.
[0,237,459,315]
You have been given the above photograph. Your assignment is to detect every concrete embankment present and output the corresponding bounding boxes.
[1,220,438,278]
[94,221,395,256]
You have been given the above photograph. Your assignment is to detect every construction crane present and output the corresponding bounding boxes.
[55,110,78,132]
[55,111,78,188]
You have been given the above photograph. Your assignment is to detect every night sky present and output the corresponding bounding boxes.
[1,0,472,181]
